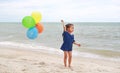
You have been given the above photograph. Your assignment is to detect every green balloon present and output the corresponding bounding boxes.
[22,16,36,28]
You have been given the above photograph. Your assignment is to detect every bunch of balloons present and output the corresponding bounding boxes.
[22,11,44,39]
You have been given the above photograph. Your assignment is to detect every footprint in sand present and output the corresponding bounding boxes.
[0,64,7,67]
[32,62,46,67]
[39,62,46,65]
[68,67,74,71]
[118,66,120,69]
[97,69,108,72]
[22,69,27,71]
[21,58,28,61]
[56,65,65,69]
[97,69,102,72]
[21,58,37,61]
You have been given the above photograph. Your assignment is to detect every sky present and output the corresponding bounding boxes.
[0,0,120,22]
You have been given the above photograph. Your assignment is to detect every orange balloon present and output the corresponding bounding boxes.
[36,23,44,33]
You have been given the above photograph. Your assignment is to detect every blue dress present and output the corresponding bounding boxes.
[60,31,75,51]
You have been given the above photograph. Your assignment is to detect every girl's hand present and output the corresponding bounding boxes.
[61,19,66,31]
[77,44,81,47]
[61,20,64,23]
[73,42,81,47]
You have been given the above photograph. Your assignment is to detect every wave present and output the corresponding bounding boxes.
[0,35,14,40]
[0,41,62,54]
[0,41,120,61]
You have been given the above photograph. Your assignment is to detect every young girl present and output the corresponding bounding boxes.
[60,20,80,68]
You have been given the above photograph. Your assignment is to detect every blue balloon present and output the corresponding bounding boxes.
[27,27,38,39]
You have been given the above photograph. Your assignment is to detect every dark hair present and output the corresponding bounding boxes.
[65,23,74,30]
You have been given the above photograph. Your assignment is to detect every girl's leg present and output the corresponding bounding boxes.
[68,51,72,67]
[64,51,67,67]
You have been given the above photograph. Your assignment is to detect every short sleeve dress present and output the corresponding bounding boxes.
[60,31,75,51]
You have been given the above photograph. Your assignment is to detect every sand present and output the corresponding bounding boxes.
[0,47,120,73]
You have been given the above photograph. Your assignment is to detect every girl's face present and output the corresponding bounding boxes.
[68,25,74,33]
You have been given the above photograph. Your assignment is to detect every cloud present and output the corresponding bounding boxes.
[0,0,120,22]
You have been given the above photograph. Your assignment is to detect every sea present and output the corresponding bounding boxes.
[0,22,120,61]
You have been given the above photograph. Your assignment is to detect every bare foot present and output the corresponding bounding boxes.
[64,65,67,67]
[22,69,26,71]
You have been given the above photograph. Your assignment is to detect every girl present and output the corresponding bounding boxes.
[60,20,80,68]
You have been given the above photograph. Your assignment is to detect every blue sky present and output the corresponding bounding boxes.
[0,0,120,22]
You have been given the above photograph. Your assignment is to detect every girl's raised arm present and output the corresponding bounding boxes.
[61,20,66,31]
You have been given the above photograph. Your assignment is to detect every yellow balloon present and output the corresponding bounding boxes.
[31,11,42,24]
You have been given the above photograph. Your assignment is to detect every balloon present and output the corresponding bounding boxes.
[26,27,38,39]
[36,23,44,33]
[31,11,42,24]
[22,16,36,28]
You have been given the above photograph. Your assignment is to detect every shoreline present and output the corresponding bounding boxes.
[0,47,120,73]
[0,41,120,62]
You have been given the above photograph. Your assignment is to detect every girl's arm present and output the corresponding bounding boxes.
[73,42,81,47]
[61,20,66,31]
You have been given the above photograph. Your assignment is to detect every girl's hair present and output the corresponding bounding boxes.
[65,23,74,30]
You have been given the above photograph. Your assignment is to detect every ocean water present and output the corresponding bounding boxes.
[0,22,120,61]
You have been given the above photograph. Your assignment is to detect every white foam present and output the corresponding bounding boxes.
[0,41,62,55]
[0,41,120,62]
[78,51,120,61]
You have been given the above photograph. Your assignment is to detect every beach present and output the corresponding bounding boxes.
[0,22,120,73]
[0,47,120,73]
[0,0,120,72]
